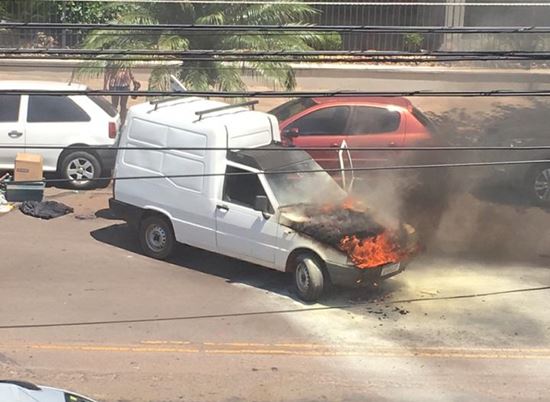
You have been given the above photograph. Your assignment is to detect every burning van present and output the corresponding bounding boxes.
[110,98,418,302]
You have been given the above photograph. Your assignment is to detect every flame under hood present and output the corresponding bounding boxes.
[279,202,418,269]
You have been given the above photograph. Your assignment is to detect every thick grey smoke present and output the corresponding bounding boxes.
[347,97,550,265]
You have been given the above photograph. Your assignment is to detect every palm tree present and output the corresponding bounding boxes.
[78,1,340,92]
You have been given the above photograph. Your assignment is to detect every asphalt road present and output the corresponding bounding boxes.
[1,87,550,401]
[1,186,550,402]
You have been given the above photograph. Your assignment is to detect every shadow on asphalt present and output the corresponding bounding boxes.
[90,222,402,307]
[95,208,120,220]
[472,180,550,211]
[43,173,111,190]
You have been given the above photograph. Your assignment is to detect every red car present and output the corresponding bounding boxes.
[270,97,436,171]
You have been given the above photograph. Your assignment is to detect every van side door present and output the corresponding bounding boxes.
[215,166,278,267]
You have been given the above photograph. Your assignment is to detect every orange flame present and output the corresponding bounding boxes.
[342,197,356,210]
[320,197,361,213]
[339,232,401,269]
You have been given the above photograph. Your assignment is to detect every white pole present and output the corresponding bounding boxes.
[443,0,467,50]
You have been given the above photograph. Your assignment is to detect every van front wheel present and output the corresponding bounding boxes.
[139,215,175,260]
[293,254,325,302]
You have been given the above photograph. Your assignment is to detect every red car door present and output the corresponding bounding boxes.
[282,105,350,171]
[344,105,406,168]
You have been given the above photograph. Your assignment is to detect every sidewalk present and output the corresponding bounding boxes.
[2,59,550,90]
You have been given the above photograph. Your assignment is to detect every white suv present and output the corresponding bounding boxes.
[0,81,120,188]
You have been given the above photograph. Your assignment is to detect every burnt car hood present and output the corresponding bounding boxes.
[279,203,385,249]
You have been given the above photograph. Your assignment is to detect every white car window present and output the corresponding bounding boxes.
[28,95,90,123]
[0,95,21,122]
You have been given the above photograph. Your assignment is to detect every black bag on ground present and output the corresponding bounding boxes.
[19,201,74,220]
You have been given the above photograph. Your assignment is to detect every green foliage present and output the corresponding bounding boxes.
[79,1,342,92]
[2,0,123,23]
[2,0,50,22]
[57,2,124,24]
[404,33,424,52]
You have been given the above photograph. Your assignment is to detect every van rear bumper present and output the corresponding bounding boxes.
[109,198,143,228]
[325,260,405,287]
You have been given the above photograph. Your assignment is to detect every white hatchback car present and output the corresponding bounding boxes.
[0,380,98,402]
[0,81,120,188]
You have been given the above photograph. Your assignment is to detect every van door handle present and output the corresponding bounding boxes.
[8,130,22,138]
[216,204,229,212]
[330,143,340,147]
[388,141,397,147]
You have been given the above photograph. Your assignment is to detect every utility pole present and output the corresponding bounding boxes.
[442,0,466,50]
[60,2,67,48]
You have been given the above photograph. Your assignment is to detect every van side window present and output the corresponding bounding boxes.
[223,166,267,209]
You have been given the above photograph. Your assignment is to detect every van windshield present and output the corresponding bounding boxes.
[265,159,347,207]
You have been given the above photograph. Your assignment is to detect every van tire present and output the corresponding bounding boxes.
[60,151,101,189]
[139,215,175,260]
[293,254,325,302]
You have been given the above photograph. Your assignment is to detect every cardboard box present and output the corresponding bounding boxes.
[14,153,43,182]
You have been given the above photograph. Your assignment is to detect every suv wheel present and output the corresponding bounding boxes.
[139,215,175,260]
[60,151,101,189]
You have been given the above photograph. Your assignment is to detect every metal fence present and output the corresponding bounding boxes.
[311,1,446,50]
[1,0,550,51]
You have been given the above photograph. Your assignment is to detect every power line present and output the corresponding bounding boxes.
[5,49,550,58]
[2,55,542,63]
[4,50,550,64]
[3,52,550,64]
[0,62,294,70]
[0,30,346,38]
[1,285,548,330]
[40,1,550,7]
[0,60,542,70]
[2,145,550,152]
[1,89,550,97]
[10,158,550,186]
[3,22,550,34]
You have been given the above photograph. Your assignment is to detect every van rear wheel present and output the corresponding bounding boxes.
[139,215,175,260]
[293,254,325,302]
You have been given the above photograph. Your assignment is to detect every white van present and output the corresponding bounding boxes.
[110,97,408,301]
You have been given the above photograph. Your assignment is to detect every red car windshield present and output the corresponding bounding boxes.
[269,98,316,122]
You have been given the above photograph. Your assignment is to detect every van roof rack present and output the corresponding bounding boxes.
[149,96,181,111]
[195,100,258,121]
[149,96,213,112]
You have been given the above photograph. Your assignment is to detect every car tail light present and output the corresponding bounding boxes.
[108,122,117,139]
